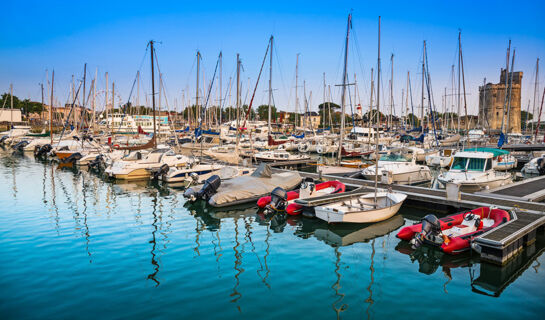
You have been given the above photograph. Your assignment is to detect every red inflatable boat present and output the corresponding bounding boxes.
[396,207,511,254]
[257,180,345,215]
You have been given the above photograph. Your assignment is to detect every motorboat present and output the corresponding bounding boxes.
[253,150,310,162]
[437,151,512,193]
[158,162,253,187]
[314,190,407,223]
[362,148,432,185]
[105,148,191,180]
[426,148,456,168]
[521,154,545,176]
[257,178,345,215]
[465,148,517,171]
[183,163,302,207]
[396,206,511,254]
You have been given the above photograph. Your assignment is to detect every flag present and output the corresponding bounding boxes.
[497,132,505,148]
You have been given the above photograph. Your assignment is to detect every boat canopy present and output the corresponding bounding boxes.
[464,148,509,157]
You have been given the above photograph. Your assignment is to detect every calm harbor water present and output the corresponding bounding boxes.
[1,150,544,319]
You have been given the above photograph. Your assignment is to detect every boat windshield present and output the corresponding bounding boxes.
[451,157,486,171]
[451,157,468,170]
[380,153,411,162]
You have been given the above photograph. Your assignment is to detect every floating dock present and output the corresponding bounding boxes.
[475,211,545,265]
[478,175,545,202]
[274,167,545,265]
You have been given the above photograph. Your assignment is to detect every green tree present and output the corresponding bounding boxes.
[0,93,43,114]
[257,105,276,121]
[521,111,533,130]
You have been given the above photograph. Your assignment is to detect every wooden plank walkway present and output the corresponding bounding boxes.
[478,175,545,202]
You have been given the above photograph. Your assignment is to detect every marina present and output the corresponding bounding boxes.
[2,2,545,319]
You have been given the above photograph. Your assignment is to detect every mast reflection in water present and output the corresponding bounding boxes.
[0,150,544,319]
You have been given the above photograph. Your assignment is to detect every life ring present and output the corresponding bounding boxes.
[113,144,120,149]
[498,156,503,162]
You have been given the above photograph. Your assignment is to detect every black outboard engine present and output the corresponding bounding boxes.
[538,157,545,176]
[183,174,221,202]
[62,152,83,164]
[88,155,105,171]
[265,187,289,213]
[0,135,8,144]
[12,140,29,152]
[151,164,169,180]
[410,214,443,249]
[34,144,53,158]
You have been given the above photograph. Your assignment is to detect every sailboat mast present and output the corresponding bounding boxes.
[105,72,109,132]
[459,32,469,138]
[196,51,201,129]
[268,35,273,134]
[50,71,54,144]
[295,54,299,130]
[337,13,351,163]
[531,58,539,136]
[41,83,44,123]
[219,51,223,125]
[236,54,241,149]
[390,54,394,130]
[323,72,326,129]
[369,68,374,148]
[421,43,425,134]
[506,49,516,134]
[375,16,382,201]
[150,40,157,147]
[500,40,511,135]
[9,83,14,126]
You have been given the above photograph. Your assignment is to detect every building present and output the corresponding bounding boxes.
[0,109,22,123]
[300,112,321,129]
[478,69,522,133]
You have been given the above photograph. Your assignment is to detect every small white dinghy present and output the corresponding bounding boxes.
[314,190,407,223]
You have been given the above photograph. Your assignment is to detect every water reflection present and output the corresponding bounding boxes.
[471,235,545,297]
[148,190,160,286]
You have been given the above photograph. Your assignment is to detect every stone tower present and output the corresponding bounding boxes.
[478,69,522,133]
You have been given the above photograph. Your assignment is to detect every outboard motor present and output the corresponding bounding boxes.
[410,214,443,249]
[34,144,52,158]
[0,135,8,144]
[62,152,83,164]
[299,177,316,199]
[151,164,169,181]
[12,140,29,152]
[183,174,221,202]
[265,187,289,213]
[88,155,105,171]
[538,157,545,176]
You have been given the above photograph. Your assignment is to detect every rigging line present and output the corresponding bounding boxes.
[198,52,221,131]
[273,41,290,107]
[56,80,83,147]
[242,39,271,127]
[351,27,369,97]
[408,73,415,127]
[424,44,439,146]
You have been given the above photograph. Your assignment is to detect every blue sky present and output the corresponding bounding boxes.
[1,0,544,117]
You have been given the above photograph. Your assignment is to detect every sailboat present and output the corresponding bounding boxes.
[315,15,407,224]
